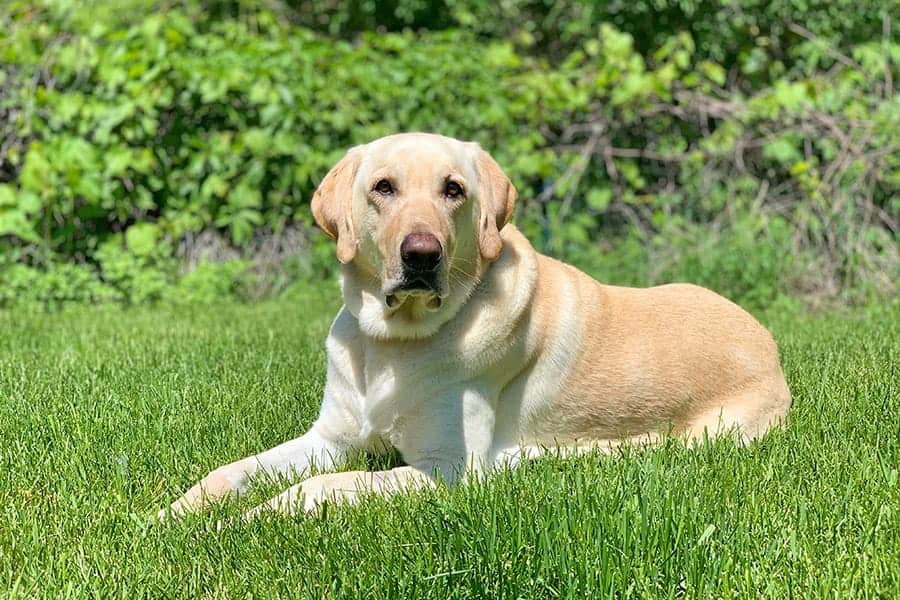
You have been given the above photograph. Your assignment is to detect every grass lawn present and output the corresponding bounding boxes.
[1,282,897,598]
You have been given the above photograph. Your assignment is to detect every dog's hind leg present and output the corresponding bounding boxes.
[491,433,664,469]
[686,385,791,445]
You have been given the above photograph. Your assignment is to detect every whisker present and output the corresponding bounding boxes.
[449,267,475,280]
[450,256,479,267]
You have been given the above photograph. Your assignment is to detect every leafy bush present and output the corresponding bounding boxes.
[0,262,117,308]
[0,0,896,309]
[167,260,250,304]
[276,0,890,81]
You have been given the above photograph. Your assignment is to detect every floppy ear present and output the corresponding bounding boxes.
[475,148,517,262]
[311,147,363,264]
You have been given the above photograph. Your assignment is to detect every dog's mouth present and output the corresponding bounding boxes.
[385,292,442,310]
[384,273,444,311]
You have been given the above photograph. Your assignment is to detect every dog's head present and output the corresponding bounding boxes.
[311,133,516,339]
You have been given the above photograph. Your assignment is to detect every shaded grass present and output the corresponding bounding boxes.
[0,284,897,598]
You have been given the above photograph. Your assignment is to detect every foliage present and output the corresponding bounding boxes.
[0,0,896,308]
[1,291,898,595]
[168,259,250,304]
[0,261,116,308]
[277,0,891,81]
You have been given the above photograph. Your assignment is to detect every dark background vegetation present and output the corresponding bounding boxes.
[1,0,897,309]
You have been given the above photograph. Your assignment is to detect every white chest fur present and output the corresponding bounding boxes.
[318,227,569,470]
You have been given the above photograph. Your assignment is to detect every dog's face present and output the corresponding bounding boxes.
[312,133,516,338]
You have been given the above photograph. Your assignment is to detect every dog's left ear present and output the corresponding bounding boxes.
[475,147,517,261]
[311,146,363,264]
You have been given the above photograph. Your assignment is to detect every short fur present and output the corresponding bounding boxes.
[161,133,790,519]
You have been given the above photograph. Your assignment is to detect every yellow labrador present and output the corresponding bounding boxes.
[161,133,791,519]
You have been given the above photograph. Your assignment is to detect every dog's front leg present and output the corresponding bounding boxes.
[240,387,498,519]
[242,466,436,519]
[160,325,370,519]
[159,426,350,519]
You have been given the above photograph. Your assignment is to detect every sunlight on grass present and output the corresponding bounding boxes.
[0,291,897,596]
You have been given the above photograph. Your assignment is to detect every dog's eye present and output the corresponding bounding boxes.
[373,179,394,195]
[444,181,464,199]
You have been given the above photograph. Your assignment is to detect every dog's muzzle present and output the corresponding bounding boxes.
[385,233,444,310]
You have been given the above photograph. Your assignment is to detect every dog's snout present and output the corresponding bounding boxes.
[401,233,442,272]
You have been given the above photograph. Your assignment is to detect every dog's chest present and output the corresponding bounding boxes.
[357,337,462,434]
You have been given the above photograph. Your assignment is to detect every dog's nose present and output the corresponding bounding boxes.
[401,233,442,271]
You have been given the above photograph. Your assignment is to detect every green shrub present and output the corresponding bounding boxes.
[0,1,895,308]
[0,263,117,308]
[562,215,801,309]
[167,260,250,304]
[212,0,890,81]
[93,232,176,305]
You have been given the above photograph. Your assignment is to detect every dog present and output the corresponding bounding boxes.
[160,133,791,519]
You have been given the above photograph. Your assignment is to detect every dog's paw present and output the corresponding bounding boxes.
[156,464,253,522]
[242,482,315,521]
[242,472,367,521]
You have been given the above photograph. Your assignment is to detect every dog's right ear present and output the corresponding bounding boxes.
[311,146,363,264]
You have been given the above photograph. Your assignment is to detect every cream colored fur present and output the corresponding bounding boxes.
[160,133,791,520]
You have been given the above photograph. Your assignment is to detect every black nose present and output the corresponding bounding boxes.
[401,233,442,272]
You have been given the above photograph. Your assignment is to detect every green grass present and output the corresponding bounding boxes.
[0,282,897,598]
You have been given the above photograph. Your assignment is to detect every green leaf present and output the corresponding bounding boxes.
[0,211,39,242]
[699,60,726,86]
[125,223,159,257]
[0,184,15,208]
[763,138,802,164]
[243,129,271,155]
[20,146,53,193]
[0,185,40,242]
[104,147,134,177]
[587,188,612,211]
